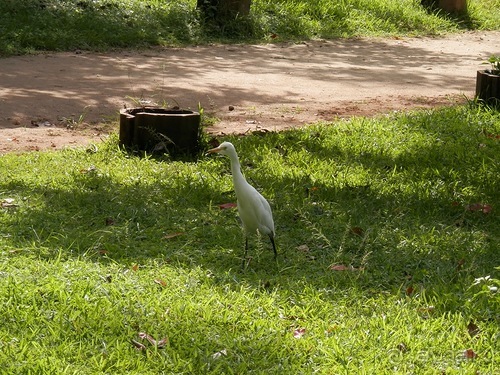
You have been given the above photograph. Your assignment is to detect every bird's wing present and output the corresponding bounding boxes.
[236,185,274,236]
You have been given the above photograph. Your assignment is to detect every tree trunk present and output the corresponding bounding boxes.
[197,0,251,20]
[438,0,467,12]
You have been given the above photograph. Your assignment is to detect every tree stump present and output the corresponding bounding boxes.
[438,0,467,12]
[197,0,251,20]
[120,108,201,155]
[476,70,500,106]
[422,0,467,12]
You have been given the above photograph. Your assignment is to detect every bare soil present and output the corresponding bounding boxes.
[1,31,499,153]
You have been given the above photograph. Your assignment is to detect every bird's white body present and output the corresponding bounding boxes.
[208,142,276,261]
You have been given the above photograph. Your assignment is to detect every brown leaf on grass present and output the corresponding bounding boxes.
[293,328,306,339]
[296,244,310,253]
[1,198,18,208]
[156,337,169,348]
[329,264,364,271]
[467,321,480,338]
[330,264,350,271]
[138,332,168,349]
[484,132,500,140]
[219,202,237,209]
[350,226,364,236]
[138,332,157,346]
[211,349,228,359]
[326,325,340,334]
[417,305,435,319]
[154,279,167,287]
[163,232,184,240]
[131,264,139,272]
[80,165,97,174]
[466,203,492,214]
[397,343,408,352]
[131,339,147,351]
[463,348,478,359]
[406,286,415,296]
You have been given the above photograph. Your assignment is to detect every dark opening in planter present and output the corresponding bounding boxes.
[120,107,201,155]
[476,70,500,106]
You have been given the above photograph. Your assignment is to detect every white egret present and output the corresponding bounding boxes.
[208,142,277,265]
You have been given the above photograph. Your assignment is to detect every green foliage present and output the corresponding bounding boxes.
[488,55,500,74]
[0,0,499,55]
[0,105,499,373]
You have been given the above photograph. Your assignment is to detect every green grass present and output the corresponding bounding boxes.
[1,105,499,373]
[1,0,499,56]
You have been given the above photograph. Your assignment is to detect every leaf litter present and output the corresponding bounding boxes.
[132,332,168,351]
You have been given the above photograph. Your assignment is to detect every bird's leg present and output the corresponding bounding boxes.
[242,236,249,269]
[269,234,277,260]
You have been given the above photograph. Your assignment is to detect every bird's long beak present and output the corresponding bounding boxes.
[207,146,222,154]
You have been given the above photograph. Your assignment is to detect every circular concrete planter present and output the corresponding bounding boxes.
[119,107,201,155]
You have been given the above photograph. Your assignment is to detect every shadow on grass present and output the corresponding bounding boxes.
[1,107,498,303]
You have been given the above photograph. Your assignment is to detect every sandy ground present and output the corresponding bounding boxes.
[1,31,499,152]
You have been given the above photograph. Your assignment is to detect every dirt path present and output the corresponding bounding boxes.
[1,31,499,152]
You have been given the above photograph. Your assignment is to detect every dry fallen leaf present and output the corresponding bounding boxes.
[212,349,228,359]
[219,202,237,209]
[397,343,408,352]
[1,198,18,208]
[329,264,364,271]
[131,339,147,351]
[417,305,435,319]
[330,264,350,271]
[138,332,155,345]
[466,203,492,214]
[463,348,478,359]
[156,337,168,348]
[138,332,168,348]
[293,328,306,339]
[485,132,500,139]
[467,321,480,338]
[80,165,97,174]
[350,226,364,236]
[154,279,167,287]
[131,264,139,272]
[296,244,310,253]
[163,232,184,239]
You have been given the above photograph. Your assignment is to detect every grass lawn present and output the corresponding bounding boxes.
[1,0,500,55]
[1,105,499,373]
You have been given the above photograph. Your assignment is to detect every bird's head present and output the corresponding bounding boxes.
[207,141,235,157]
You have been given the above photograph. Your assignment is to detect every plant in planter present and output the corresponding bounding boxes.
[476,55,500,106]
[487,55,500,74]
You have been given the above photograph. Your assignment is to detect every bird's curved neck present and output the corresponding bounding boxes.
[228,151,247,189]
